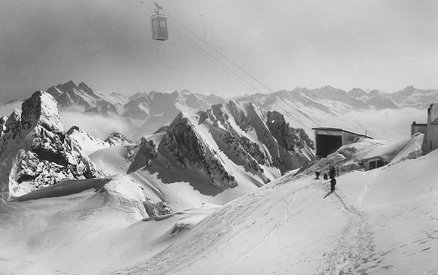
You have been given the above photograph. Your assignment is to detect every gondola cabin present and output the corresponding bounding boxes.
[151,3,168,41]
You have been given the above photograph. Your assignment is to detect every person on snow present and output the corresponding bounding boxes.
[330,178,336,192]
[329,165,336,192]
[315,171,320,180]
[329,165,336,180]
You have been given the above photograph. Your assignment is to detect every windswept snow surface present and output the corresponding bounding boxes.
[0,177,221,275]
[120,150,438,274]
[1,141,438,274]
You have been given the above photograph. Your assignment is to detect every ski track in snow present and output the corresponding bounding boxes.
[121,173,381,275]
[311,179,378,275]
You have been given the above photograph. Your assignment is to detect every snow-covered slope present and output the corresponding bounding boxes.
[119,140,438,275]
[0,118,437,274]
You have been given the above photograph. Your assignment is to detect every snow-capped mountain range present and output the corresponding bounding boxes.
[0,90,313,199]
[6,80,435,140]
[1,82,438,274]
[127,101,314,195]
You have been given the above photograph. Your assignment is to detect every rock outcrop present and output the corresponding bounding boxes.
[159,113,237,190]
[266,111,314,151]
[0,91,101,197]
[0,115,8,137]
[104,132,133,146]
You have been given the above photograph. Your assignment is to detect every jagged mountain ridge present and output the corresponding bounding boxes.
[0,87,315,198]
[128,101,314,194]
[0,91,102,197]
[4,81,438,141]
[44,81,223,137]
[0,91,133,198]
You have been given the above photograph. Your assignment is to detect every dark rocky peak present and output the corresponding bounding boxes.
[66,125,81,135]
[211,104,229,122]
[56,80,78,93]
[138,137,158,159]
[226,100,251,132]
[197,104,230,127]
[78,82,100,99]
[21,91,63,132]
[160,112,237,190]
[1,110,22,145]
[46,86,63,98]
[266,111,314,150]
[46,81,103,110]
[5,110,21,127]
[47,81,79,98]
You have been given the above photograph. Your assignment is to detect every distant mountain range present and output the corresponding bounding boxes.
[3,81,438,140]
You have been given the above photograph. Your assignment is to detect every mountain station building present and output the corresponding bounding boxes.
[412,103,438,154]
[312,127,372,158]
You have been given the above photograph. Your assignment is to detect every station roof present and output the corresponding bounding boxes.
[312,127,373,139]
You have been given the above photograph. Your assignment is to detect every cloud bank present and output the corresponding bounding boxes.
[349,108,425,141]
[60,111,135,140]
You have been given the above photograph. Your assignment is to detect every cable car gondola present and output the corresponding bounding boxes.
[151,2,168,41]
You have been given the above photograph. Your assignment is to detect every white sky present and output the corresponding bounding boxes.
[0,0,437,101]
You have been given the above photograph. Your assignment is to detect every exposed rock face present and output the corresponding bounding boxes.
[131,101,314,194]
[160,113,237,190]
[46,80,122,116]
[226,100,252,132]
[47,80,100,109]
[128,138,158,173]
[0,110,22,154]
[0,115,7,137]
[21,91,63,132]
[0,91,101,196]
[143,200,171,217]
[104,132,133,146]
[138,138,158,159]
[212,129,266,175]
[266,111,314,150]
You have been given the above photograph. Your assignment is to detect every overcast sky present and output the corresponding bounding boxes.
[0,0,437,102]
